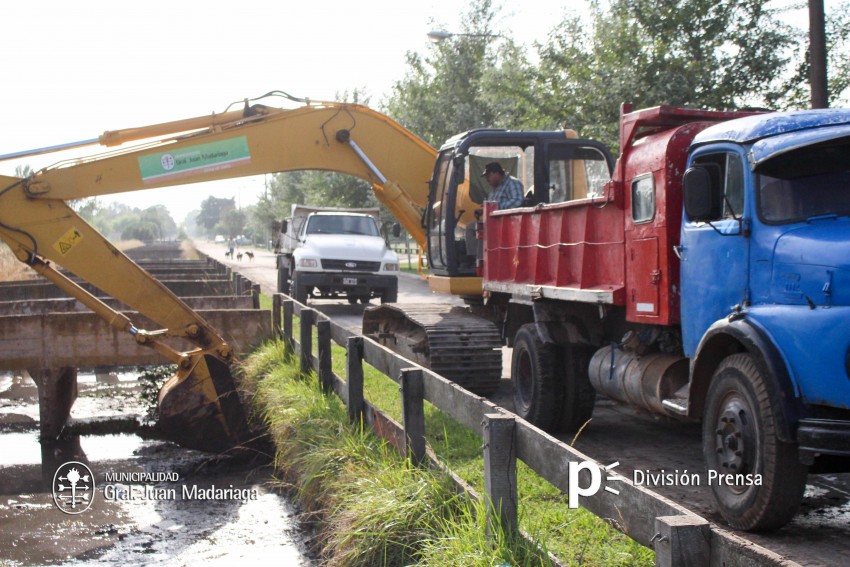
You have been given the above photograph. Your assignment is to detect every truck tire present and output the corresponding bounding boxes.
[702,353,808,531]
[277,267,290,295]
[555,344,596,432]
[382,281,398,304]
[512,324,560,431]
[292,271,309,304]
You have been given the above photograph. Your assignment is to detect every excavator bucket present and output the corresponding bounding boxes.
[157,354,249,453]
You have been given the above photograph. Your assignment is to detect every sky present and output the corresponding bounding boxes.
[0,0,584,223]
[0,0,831,223]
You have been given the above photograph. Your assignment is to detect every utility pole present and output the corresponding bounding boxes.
[809,0,828,108]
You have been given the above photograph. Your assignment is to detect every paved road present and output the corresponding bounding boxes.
[195,239,850,566]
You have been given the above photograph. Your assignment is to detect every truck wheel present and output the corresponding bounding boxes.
[277,266,290,295]
[382,282,398,304]
[512,324,560,431]
[292,272,309,304]
[702,353,807,531]
[555,344,596,432]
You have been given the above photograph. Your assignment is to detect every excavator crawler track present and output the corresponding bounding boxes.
[362,304,502,396]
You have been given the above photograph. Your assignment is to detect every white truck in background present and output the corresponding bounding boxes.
[272,205,400,304]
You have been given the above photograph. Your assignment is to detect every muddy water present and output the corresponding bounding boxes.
[0,372,316,566]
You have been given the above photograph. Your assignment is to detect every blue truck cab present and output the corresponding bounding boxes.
[679,109,850,529]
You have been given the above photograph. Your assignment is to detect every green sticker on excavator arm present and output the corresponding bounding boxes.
[138,136,251,183]
[53,227,83,256]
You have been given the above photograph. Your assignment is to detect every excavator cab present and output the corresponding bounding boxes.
[426,130,615,280]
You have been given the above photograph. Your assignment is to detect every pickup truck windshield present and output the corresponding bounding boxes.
[305,215,380,236]
[757,139,850,224]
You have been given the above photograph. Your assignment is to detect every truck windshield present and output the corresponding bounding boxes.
[305,215,380,236]
[757,139,850,224]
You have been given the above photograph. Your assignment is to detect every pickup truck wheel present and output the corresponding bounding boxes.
[555,344,596,432]
[512,324,559,431]
[702,353,807,531]
[292,272,309,304]
[382,283,398,304]
[277,266,290,295]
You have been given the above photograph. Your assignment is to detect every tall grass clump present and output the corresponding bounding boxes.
[241,338,553,566]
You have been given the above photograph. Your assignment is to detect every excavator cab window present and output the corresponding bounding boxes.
[546,144,611,204]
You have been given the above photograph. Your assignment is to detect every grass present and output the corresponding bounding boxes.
[242,332,655,566]
[241,340,550,566]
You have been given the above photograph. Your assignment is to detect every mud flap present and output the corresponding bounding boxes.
[157,354,249,453]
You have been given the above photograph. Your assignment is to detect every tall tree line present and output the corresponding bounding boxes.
[259,0,850,222]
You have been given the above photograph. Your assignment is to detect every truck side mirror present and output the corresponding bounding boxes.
[683,165,720,222]
[280,219,288,233]
[392,223,401,238]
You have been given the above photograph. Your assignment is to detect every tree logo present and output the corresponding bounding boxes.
[53,461,95,514]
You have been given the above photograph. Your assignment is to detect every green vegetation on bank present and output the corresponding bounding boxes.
[241,337,653,566]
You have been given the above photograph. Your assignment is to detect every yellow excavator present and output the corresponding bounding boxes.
[0,93,445,451]
[1,91,604,451]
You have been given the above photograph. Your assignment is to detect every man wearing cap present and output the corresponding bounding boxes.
[482,162,524,209]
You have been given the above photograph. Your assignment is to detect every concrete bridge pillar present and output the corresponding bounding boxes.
[29,367,78,440]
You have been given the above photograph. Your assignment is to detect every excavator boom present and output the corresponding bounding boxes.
[0,96,438,452]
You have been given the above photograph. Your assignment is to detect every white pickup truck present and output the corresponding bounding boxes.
[272,205,399,304]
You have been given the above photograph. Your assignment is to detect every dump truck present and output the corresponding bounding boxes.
[410,103,850,531]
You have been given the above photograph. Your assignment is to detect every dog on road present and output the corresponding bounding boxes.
[245,251,254,261]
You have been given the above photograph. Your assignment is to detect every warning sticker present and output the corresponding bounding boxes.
[54,227,83,256]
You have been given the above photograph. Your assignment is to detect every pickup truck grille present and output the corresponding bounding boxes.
[322,259,382,272]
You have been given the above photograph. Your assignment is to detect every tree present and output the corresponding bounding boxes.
[220,207,246,239]
[534,0,799,147]
[197,197,235,235]
[384,0,535,145]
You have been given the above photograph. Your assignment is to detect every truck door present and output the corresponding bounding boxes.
[679,150,750,356]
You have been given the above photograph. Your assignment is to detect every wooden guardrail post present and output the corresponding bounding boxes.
[346,336,365,424]
[300,308,315,375]
[653,516,710,567]
[483,413,517,538]
[251,283,261,309]
[400,368,425,466]
[282,299,294,355]
[317,320,332,394]
[272,293,282,335]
